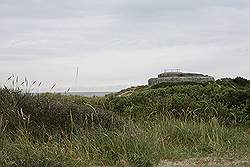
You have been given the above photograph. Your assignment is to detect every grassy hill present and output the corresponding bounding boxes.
[0,77,249,166]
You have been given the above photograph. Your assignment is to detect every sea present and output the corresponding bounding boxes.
[60,92,113,97]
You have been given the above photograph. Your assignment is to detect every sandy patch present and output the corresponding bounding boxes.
[157,155,249,167]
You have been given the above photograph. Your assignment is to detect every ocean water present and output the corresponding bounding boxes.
[63,92,112,97]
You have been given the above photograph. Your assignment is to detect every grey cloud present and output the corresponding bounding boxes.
[0,55,34,61]
[0,0,249,90]
[1,0,250,19]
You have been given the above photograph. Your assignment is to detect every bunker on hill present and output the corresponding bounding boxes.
[148,71,215,86]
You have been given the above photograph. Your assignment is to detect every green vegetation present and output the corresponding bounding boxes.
[0,77,249,166]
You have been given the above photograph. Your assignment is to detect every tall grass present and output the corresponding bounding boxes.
[0,118,249,167]
[0,77,249,167]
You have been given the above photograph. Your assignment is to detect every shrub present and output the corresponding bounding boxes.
[233,77,249,87]
[0,87,31,132]
[105,83,250,124]
[150,81,208,89]
[0,89,124,136]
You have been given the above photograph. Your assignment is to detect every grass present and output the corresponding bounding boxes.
[0,76,249,166]
[0,117,249,167]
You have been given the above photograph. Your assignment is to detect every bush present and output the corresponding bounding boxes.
[105,83,250,124]
[150,81,208,89]
[0,87,31,132]
[0,89,124,136]
[233,77,249,87]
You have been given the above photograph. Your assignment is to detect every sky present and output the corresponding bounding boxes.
[0,0,250,92]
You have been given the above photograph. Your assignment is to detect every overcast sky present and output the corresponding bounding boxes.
[0,0,249,91]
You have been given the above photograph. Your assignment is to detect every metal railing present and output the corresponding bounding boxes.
[164,69,181,73]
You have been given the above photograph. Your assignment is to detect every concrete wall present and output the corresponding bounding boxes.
[148,76,215,86]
